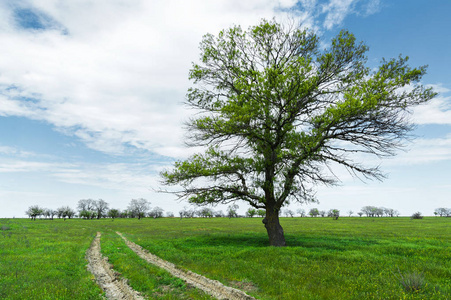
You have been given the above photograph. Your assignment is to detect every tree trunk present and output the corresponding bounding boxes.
[263,208,286,247]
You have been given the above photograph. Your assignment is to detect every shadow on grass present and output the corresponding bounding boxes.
[178,233,379,249]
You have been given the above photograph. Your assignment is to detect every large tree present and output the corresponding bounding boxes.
[161,20,435,246]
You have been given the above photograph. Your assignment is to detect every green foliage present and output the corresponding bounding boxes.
[256,209,266,218]
[246,208,257,218]
[411,212,424,219]
[162,19,435,246]
[309,208,320,217]
[25,205,43,220]
[328,209,340,220]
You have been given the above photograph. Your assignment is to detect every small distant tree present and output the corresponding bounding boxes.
[319,210,326,217]
[309,208,319,217]
[361,206,382,217]
[214,210,225,218]
[65,207,76,219]
[50,209,57,220]
[358,212,363,217]
[57,206,67,219]
[257,209,266,218]
[77,199,95,215]
[149,206,164,218]
[284,209,295,217]
[128,198,150,219]
[384,208,400,217]
[93,199,109,219]
[42,208,52,219]
[361,206,371,217]
[328,209,340,220]
[246,208,257,218]
[297,208,306,217]
[56,206,75,220]
[227,204,239,218]
[79,210,92,219]
[120,210,130,218]
[383,207,390,217]
[179,207,196,219]
[166,211,175,218]
[347,210,353,217]
[26,205,43,221]
[198,207,214,218]
[108,209,120,219]
[375,207,384,217]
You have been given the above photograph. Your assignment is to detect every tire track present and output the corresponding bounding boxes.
[86,232,144,300]
[116,231,256,300]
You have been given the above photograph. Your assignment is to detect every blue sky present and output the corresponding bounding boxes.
[0,0,450,218]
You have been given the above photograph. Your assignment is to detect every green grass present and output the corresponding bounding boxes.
[100,230,214,299]
[0,218,103,299]
[1,217,450,299]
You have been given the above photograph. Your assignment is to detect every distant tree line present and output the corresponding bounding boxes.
[359,206,400,217]
[25,201,450,220]
[25,205,76,220]
[281,207,399,218]
[25,198,173,220]
[178,204,265,219]
[434,208,451,217]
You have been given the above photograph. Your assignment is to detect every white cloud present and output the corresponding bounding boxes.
[0,159,70,173]
[320,0,381,29]
[0,153,164,192]
[0,145,35,158]
[412,84,451,125]
[321,0,356,29]
[0,0,385,159]
[363,0,381,16]
[53,162,164,192]
[391,136,451,165]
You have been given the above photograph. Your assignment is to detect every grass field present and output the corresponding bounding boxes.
[0,217,450,299]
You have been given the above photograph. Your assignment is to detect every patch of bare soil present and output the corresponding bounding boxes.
[86,232,144,300]
[116,232,256,300]
[230,280,259,293]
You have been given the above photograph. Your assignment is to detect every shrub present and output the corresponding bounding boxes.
[397,269,426,292]
[411,212,423,219]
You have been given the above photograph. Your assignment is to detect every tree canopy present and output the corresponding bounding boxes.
[161,19,436,246]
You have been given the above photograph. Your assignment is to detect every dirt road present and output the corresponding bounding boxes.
[86,232,144,300]
[117,232,256,300]
[86,231,256,300]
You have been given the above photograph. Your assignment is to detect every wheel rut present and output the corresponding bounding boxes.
[86,232,144,300]
[116,231,256,300]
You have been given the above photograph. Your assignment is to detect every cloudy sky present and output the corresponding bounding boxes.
[0,0,450,218]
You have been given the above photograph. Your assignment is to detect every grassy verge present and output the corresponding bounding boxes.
[0,218,103,300]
